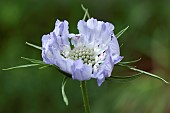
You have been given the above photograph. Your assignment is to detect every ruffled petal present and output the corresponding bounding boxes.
[77,18,114,52]
[42,20,73,73]
[93,55,114,86]
[92,35,123,86]
[71,60,92,81]
[96,72,105,86]
[108,35,123,64]
[42,34,73,73]
[70,34,84,47]
[52,50,73,74]
[42,33,56,64]
[53,20,71,51]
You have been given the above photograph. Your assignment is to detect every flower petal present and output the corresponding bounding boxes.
[42,33,56,64]
[42,35,73,73]
[96,73,105,86]
[77,18,114,54]
[42,20,73,73]
[93,55,114,86]
[108,35,123,64]
[54,20,69,38]
[71,60,92,81]
[53,20,71,51]
[53,50,73,74]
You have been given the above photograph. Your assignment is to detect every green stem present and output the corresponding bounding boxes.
[80,81,91,113]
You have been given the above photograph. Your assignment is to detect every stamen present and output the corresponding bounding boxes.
[67,46,96,65]
[62,46,107,73]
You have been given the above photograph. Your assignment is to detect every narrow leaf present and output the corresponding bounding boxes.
[129,67,169,84]
[108,73,142,82]
[111,73,142,79]
[26,42,42,50]
[2,64,40,70]
[116,26,129,39]
[81,4,90,20]
[118,58,141,64]
[120,43,124,48]
[82,8,88,20]
[39,65,52,69]
[62,77,69,106]
[21,57,44,64]
[118,64,169,84]
[117,63,135,68]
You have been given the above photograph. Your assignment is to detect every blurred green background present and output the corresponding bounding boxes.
[0,0,170,113]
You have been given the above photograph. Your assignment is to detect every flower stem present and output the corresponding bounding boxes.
[80,81,91,113]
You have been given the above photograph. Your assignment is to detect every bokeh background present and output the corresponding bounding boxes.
[0,0,170,113]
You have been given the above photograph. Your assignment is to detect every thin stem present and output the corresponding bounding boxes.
[81,4,90,20]
[80,81,91,113]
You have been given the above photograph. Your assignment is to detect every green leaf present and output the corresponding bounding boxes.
[129,67,169,84]
[26,42,42,50]
[116,26,129,39]
[62,77,69,106]
[21,57,53,69]
[120,43,124,48]
[117,63,135,68]
[39,65,52,69]
[118,64,169,84]
[118,58,141,64]
[21,57,44,64]
[2,64,40,70]
[108,73,142,82]
[81,4,90,20]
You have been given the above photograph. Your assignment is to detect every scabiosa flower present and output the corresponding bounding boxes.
[42,18,123,86]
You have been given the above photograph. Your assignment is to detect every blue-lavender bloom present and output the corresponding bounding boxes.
[42,18,123,86]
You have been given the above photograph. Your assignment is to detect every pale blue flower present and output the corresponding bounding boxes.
[42,18,123,86]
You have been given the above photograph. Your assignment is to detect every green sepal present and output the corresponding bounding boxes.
[21,57,53,70]
[118,64,169,84]
[62,76,69,106]
[38,65,52,69]
[2,64,40,70]
[129,67,169,84]
[26,42,42,50]
[21,57,72,76]
[108,73,142,82]
[118,58,141,64]
[21,57,44,64]
[116,26,129,39]
[2,57,52,70]
[81,4,90,20]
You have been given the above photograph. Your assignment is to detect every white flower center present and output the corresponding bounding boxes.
[68,46,96,65]
[61,46,107,73]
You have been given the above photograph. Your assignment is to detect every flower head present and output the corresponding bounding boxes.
[42,18,123,86]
